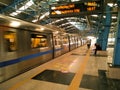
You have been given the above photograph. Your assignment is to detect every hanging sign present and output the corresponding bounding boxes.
[49,0,103,18]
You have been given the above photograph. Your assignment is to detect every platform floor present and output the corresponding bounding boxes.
[0,46,120,90]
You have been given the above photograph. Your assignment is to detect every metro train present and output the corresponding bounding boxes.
[0,14,86,83]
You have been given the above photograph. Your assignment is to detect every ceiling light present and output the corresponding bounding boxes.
[16,10,22,13]
[18,0,33,11]
[71,0,80,2]
[103,16,106,18]
[61,23,69,26]
[112,16,117,19]
[51,7,56,10]
[69,22,76,24]
[114,3,117,6]
[107,3,113,7]
[40,15,45,20]
[60,18,64,21]
[91,15,98,17]
[10,0,34,16]
[91,21,96,23]
[55,19,61,22]
[81,18,86,20]
[32,19,37,22]
[39,12,49,20]
[10,12,18,16]
[87,36,95,39]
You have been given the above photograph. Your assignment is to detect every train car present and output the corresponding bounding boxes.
[0,15,82,83]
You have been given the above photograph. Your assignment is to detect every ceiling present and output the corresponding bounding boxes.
[0,0,118,36]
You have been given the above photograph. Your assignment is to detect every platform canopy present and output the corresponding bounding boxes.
[0,0,118,36]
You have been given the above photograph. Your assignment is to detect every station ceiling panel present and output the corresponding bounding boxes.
[0,0,118,35]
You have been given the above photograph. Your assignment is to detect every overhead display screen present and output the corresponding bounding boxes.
[49,0,103,18]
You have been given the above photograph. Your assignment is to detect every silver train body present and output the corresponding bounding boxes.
[0,15,85,83]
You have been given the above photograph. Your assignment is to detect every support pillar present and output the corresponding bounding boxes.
[113,3,120,66]
[96,14,103,47]
[102,6,111,50]
[97,30,103,48]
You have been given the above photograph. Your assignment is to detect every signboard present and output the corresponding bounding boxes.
[49,0,103,18]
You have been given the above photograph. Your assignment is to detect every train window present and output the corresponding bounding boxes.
[4,31,17,52]
[31,34,48,48]
[63,37,69,44]
[54,36,61,46]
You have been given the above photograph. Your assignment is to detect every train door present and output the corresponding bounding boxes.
[53,32,62,58]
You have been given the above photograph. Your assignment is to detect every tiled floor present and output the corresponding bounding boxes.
[32,70,75,85]
[0,46,120,90]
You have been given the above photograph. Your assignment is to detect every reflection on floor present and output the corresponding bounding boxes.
[32,70,75,85]
[80,70,120,90]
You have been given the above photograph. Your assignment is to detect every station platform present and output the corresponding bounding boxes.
[0,45,120,90]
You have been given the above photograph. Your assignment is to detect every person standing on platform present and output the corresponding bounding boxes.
[87,39,91,49]
[94,43,102,55]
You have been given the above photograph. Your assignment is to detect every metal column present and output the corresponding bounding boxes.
[97,29,103,48]
[113,2,120,66]
[102,6,111,50]
[96,14,103,47]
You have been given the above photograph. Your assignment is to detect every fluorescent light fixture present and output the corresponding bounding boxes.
[103,16,106,18]
[55,19,61,22]
[40,12,49,20]
[10,0,34,16]
[112,16,117,19]
[40,15,45,20]
[91,21,96,23]
[107,3,113,7]
[69,22,76,24]
[87,36,95,39]
[51,18,64,24]
[60,22,69,26]
[16,10,22,13]
[65,17,69,19]
[10,21,21,27]
[91,15,98,17]
[71,0,80,2]
[114,3,117,6]
[32,19,37,22]
[51,7,56,10]
[65,25,73,29]
[60,18,64,21]
[10,12,18,16]
[111,27,114,29]
[81,18,86,20]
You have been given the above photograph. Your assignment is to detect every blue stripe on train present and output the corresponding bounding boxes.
[0,48,62,68]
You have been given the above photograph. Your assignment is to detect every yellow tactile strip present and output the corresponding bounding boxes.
[67,49,90,90]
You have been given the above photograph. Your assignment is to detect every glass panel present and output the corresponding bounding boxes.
[31,34,48,48]
[54,36,61,46]
[63,36,69,44]
[4,31,17,52]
